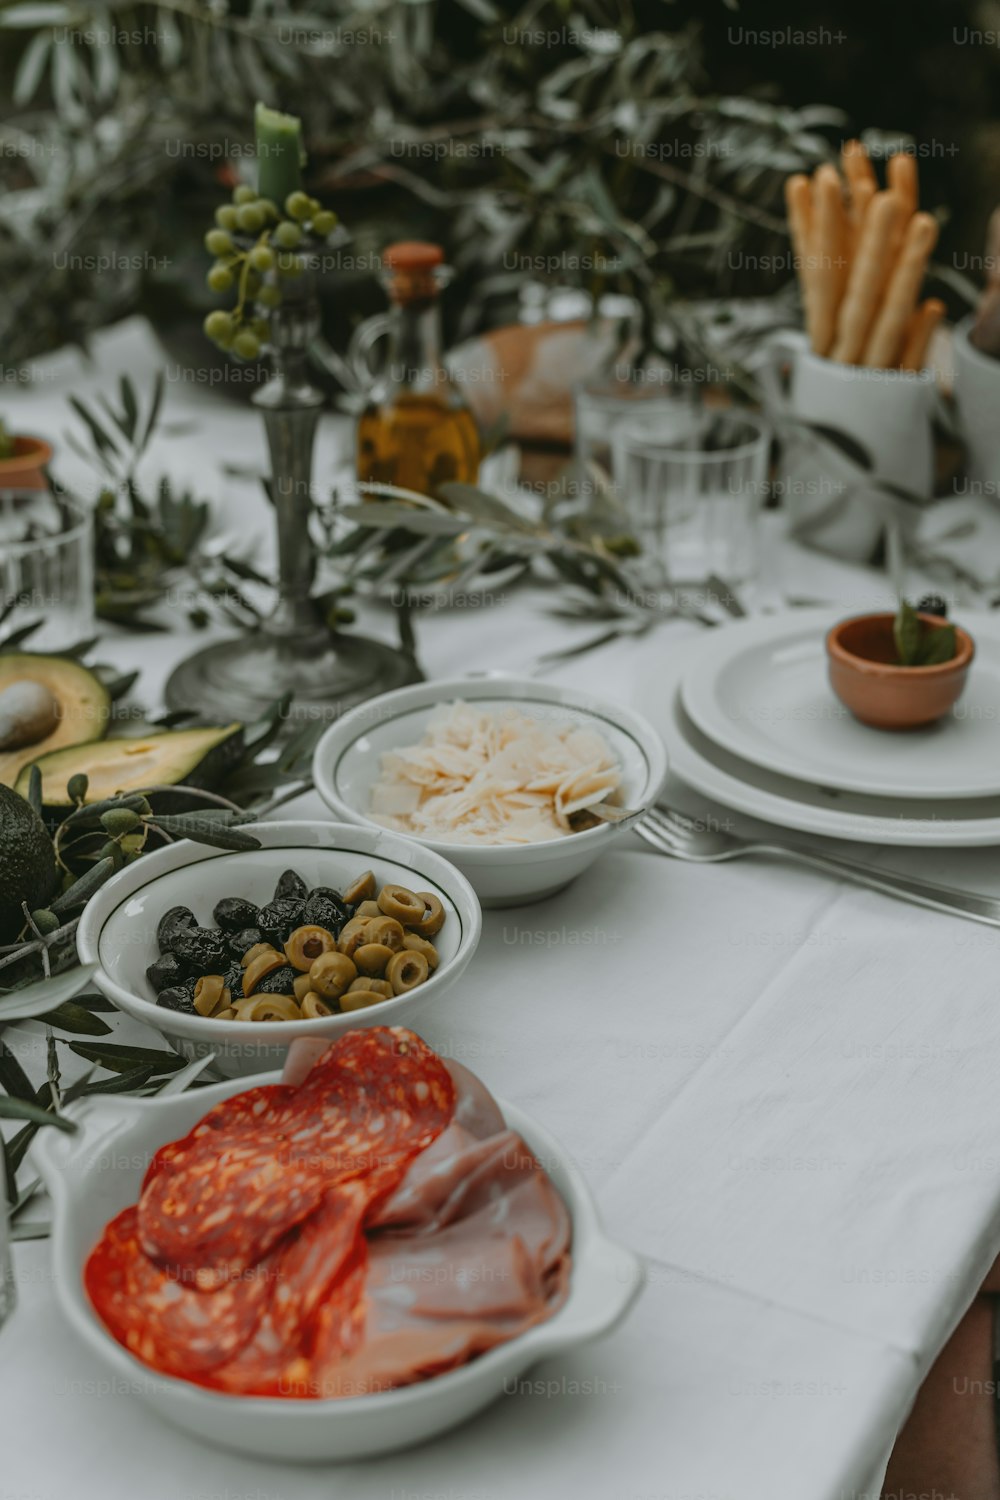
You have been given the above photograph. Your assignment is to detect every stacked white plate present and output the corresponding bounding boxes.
[657,608,1000,847]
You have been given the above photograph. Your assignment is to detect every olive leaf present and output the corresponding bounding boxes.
[0,1096,76,1132]
[0,964,98,1022]
[68,1042,186,1074]
[894,600,923,666]
[894,600,958,667]
[919,624,957,667]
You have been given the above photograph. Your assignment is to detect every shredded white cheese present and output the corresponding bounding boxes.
[369,702,622,845]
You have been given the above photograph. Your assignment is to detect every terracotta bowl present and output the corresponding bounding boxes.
[0,435,53,492]
[826,612,975,730]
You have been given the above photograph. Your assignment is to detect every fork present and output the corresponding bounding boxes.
[635,804,1000,928]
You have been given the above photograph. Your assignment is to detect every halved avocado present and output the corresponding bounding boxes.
[0,654,110,789]
[15,724,244,807]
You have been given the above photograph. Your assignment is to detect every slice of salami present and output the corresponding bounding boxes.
[84,1206,274,1378]
[138,1028,454,1281]
[140,1085,296,1192]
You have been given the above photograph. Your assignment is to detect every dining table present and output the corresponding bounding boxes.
[5,316,1000,1500]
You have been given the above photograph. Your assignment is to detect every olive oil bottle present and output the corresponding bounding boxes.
[356,242,480,501]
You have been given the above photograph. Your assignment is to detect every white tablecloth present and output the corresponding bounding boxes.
[5,319,1000,1500]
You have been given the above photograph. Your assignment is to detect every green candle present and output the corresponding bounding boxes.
[255,101,304,208]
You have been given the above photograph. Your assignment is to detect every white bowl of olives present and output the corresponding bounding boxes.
[76,820,482,1079]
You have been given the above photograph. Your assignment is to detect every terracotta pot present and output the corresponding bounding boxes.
[826,612,975,730]
[0,435,53,492]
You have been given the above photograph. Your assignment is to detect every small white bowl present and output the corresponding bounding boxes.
[32,1072,641,1462]
[76,820,481,1079]
[312,676,668,907]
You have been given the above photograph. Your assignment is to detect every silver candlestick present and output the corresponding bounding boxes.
[165,264,419,725]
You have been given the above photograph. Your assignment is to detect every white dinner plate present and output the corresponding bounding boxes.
[652,649,1000,847]
[681,609,1000,801]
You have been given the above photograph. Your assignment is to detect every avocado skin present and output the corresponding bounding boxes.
[0,785,57,943]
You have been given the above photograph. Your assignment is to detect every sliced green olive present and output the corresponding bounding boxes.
[354,899,381,919]
[338,916,374,957]
[377,883,426,924]
[243,947,287,998]
[300,991,333,1018]
[343,869,376,904]
[402,933,439,970]
[340,988,387,1012]
[285,924,338,972]
[353,942,394,977]
[293,972,314,1003]
[347,977,393,998]
[234,993,301,1022]
[408,892,445,937]
[309,950,357,1000]
[386,950,429,994]
[241,941,278,969]
[194,973,228,1017]
[363,915,405,952]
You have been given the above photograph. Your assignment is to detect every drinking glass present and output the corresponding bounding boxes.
[574,374,698,498]
[612,407,770,590]
[0,491,94,650]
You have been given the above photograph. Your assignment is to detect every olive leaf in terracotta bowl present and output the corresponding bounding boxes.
[826,601,975,730]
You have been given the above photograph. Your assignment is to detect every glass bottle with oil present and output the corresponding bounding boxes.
[355,242,480,502]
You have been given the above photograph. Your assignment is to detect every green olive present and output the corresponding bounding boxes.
[284,924,338,972]
[242,947,286,998]
[364,916,405,952]
[300,991,333,1019]
[354,899,381,919]
[194,973,228,1017]
[408,892,445,937]
[347,977,393,998]
[386,950,429,994]
[377,883,426,925]
[340,988,387,1012]
[353,942,394,977]
[343,870,376,905]
[402,933,439,970]
[309,950,357,1000]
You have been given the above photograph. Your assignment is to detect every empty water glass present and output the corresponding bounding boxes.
[0,491,94,650]
[612,407,770,591]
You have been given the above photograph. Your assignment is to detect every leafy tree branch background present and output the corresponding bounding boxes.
[0,0,997,374]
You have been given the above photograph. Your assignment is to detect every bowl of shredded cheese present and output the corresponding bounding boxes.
[313,676,667,906]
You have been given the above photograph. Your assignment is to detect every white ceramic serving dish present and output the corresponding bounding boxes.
[653,651,1000,847]
[681,609,1000,801]
[33,1073,642,1463]
[76,821,481,1079]
[312,676,668,907]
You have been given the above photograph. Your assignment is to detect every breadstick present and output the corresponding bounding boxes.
[862,211,939,368]
[842,141,878,256]
[848,177,876,256]
[842,139,877,196]
[811,164,848,356]
[899,298,944,371]
[830,190,906,363]
[887,151,919,217]
[785,174,820,350]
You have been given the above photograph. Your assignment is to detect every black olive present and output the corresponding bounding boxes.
[157,984,197,1014]
[273,869,308,902]
[146,953,186,994]
[156,905,197,952]
[257,897,305,942]
[223,962,244,996]
[213,896,261,932]
[250,963,298,996]
[229,926,263,959]
[170,926,229,970]
[302,889,350,936]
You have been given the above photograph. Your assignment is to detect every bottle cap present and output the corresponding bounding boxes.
[382,242,444,270]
